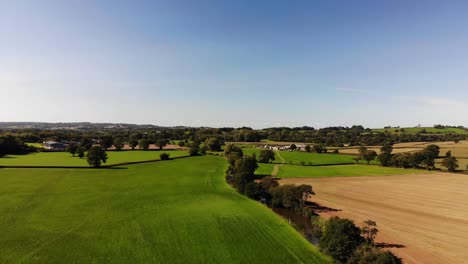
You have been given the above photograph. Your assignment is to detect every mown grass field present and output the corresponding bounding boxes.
[0,150,189,166]
[242,147,359,165]
[0,156,329,264]
[258,164,426,178]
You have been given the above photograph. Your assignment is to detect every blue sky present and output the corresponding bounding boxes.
[1,0,468,128]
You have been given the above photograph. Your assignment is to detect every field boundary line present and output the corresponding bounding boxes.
[0,155,191,169]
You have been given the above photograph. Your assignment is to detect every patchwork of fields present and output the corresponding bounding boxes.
[0,156,330,264]
[281,173,468,264]
[1,143,464,263]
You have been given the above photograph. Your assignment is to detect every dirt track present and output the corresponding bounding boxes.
[281,173,468,264]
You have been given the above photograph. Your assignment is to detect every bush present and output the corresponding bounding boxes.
[347,245,402,264]
[160,153,170,160]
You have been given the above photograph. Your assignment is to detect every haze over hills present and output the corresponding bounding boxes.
[0,122,169,130]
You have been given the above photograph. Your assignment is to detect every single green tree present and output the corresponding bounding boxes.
[138,139,150,150]
[86,146,108,167]
[363,150,377,164]
[77,147,85,159]
[113,137,124,151]
[66,143,78,157]
[441,151,459,172]
[99,135,113,150]
[259,149,276,163]
[205,137,222,151]
[156,138,168,150]
[378,143,393,166]
[129,135,139,150]
[189,141,200,156]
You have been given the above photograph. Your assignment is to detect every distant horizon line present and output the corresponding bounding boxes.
[0,121,465,130]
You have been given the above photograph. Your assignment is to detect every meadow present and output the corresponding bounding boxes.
[258,164,425,178]
[242,147,358,165]
[0,150,189,166]
[0,156,329,264]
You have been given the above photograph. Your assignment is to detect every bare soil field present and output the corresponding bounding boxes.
[281,173,468,264]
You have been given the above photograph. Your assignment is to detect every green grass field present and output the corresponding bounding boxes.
[275,164,427,178]
[275,151,356,165]
[372,127,468,134]
[25,142,44,148]
[0,150,189,166]
[242,147,360,165]
[256,163,275,175]
[0,156,329,263]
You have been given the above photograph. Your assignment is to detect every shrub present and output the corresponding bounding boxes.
[347,244,402,264]
[160,153,170,160]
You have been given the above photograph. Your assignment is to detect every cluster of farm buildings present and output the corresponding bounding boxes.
[42,141,80,151]
[260,144,306,151]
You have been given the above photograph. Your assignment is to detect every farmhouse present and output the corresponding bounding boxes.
[43,141,68,150]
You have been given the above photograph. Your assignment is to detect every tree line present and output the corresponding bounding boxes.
[2,125,466,149]
[373,143,459,172]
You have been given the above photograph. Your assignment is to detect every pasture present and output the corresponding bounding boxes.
[281,173,468,264]
[0,150,189,166]
[0,156,329,264]
[271,164,425,178]
[242,147,358,165]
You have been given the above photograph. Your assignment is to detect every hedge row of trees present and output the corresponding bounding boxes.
[376,143,459,171]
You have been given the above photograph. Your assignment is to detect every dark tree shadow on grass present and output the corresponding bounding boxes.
[306,201,342,213]
[376,242,406,249]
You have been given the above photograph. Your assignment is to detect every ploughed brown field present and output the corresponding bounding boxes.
[281,173,468,264]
